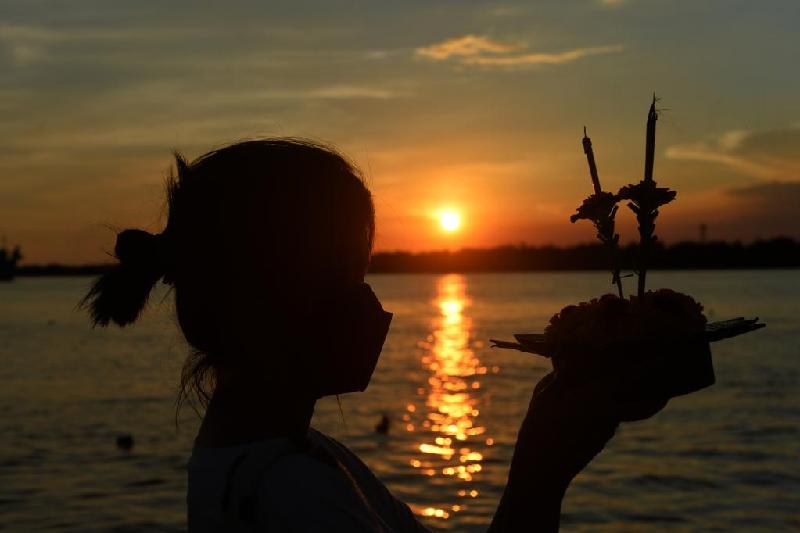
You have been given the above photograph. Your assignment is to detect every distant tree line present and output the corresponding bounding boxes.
[15,237,799,276]
[367,237,800,273]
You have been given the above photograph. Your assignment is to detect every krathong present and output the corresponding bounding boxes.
[491,96,765,419]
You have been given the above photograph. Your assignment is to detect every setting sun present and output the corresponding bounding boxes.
[439,210,462,233]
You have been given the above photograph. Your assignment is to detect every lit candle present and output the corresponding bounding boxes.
[644,94,657,182]
[582,127,602,194]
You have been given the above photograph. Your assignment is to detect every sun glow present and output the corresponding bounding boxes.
[439,210,461,233]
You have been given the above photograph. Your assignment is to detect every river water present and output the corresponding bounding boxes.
[1,271,798,531]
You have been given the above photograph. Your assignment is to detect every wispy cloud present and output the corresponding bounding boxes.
[0,24,60,65]
[0,83,410,157]
[666,126,800,180]
[416,35,520,61]
[416,35,623,68]
[301,85,403,100]
[664,146,778,179]
[462,45,624,66]
[0,23,210,66]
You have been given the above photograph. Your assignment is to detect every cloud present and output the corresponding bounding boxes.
[301,85,403,100]
[0,23,208,66]
[462,45,624,66]
[664,146,779,179]
[416,35,520,61]
[416,35,623,68]
[0,24,60,65]
[0,84,409,158]
[600,0,627,7]
[666,125,800,180]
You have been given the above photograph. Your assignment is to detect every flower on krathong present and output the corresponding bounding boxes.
[544,289,706,350]
[630,288,707,335]
[570,191,617,223]
[617,180,676,258]
[570,191,619,246]
[617,180,676,216]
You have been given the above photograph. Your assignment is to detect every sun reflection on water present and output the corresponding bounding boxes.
[404,274,494,522]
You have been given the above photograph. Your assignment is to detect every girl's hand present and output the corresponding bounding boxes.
[490,372,668,532]
[515,371,668,489]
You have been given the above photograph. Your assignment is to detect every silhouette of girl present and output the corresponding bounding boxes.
[83,140,658,532]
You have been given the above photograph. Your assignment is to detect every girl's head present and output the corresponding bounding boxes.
[83,139,390,405]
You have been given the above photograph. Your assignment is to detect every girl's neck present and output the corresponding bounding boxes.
[194,378,316,448]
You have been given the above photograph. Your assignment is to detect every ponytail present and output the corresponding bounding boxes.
[81,229,172,327]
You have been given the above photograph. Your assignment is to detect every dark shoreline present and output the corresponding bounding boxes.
[14,238,800,276]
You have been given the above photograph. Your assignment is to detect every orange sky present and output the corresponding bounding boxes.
[1,1,799,264]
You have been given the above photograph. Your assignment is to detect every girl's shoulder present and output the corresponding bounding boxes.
[187,428,429,532]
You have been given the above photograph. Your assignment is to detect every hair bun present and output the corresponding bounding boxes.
[115,229,160,269]
[81,228,169,327]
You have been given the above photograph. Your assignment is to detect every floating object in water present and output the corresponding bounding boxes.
[375,414,390,435]
[116,434,134,451]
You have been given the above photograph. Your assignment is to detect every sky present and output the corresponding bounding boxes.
[2,0,799,264]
